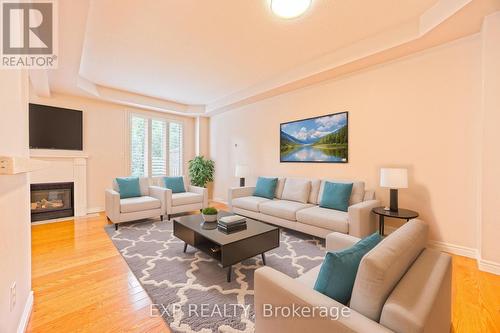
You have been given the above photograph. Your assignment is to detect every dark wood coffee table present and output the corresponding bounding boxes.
[173,211,279,282]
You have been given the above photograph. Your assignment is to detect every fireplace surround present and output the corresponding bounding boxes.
[30,182,74,222]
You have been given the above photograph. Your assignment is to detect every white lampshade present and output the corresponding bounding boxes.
[380,168,408,189]
[235,164,249,178]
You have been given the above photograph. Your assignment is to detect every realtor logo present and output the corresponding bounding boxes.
[1,0,57,68]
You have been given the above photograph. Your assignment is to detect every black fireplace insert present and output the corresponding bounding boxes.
[30,182,74,222]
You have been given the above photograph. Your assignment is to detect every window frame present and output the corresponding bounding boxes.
[127,111,184,177]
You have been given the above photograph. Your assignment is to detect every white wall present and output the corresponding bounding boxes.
[29,93,196,212]
[480,12,500,268]
[210,35,482,249]
[0,70,32,332]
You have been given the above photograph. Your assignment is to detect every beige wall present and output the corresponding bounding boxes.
[210,35,482,248]
[29,93,196,211]
[197,116,210,157]
[0,70,32,332]
[480,12,500,265]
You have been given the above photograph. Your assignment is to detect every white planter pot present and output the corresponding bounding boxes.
[202,214,218,223]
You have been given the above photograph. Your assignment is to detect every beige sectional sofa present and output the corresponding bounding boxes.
[228,177,380,238]
[254,219,452,332]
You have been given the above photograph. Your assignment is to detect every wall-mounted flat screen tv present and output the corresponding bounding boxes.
[29,103,83,151]
[280,111,348,163]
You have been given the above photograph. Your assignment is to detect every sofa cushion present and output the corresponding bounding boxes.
[115,177,141,199]
[319,182,353,212]
[232,196,271,212]
[308,179,321,204]
[254,177,278,199]
[296,206,349,233]
[172,192,203,206]
[319,180,365,206]
[275,177,286,199]
[164,176,186,193]
[259,200,313,221]
[314,233,382,305]
[120,196,161,213]
[350,219,429,321]
[151,176,188,189]
[281,178,311,203]
[113,177,150,196]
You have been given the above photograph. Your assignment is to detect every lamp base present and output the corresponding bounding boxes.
[390,189,399,212]
[239,178,245,187]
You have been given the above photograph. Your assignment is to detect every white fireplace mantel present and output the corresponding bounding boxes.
[29,150,88,217]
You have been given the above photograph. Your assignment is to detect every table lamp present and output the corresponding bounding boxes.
[380,168,408,212]
[235,164,249,187]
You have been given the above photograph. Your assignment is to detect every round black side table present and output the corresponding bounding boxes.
[372,207,419,236]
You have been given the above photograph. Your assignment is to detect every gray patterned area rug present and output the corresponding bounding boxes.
[105,218,325,333]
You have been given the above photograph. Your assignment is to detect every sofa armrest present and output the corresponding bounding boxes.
[364,190,375,201]
[105,189,121,223]
[227,186,256,209]
[326,232,361,252]
[255,267,393,333]
[149,185,171,214]
[188,185,208,209]
[380,249,452,333]
[348,199,380,238]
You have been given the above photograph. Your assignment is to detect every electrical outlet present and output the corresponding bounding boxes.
[10,282,16,312]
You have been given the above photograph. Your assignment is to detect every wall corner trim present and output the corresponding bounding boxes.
[17,291,33,333]
[428,240,478,259]
[478,259,500,276]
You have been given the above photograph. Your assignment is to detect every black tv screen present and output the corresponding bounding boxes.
[29,103,83,150]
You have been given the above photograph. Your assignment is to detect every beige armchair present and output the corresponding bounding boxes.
[254,219,452,333]
[150,176,208,220]
[105,177,167,230]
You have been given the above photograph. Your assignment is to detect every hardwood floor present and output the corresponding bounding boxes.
[27,204,499,332]
[27,213,169,333]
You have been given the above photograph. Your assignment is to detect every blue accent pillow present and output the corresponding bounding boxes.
[253,177,278,199]
[116,177,141,199]
[320,181,353,212]
[164,176,186,193]
[313,233,382,305]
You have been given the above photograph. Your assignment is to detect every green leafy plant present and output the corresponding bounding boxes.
[188,156,215,188]
[202,207,218,215]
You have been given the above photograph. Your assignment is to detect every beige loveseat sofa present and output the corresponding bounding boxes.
[228,177,379,238]
[254,219,452,333]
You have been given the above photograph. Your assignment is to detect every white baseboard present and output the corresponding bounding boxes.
[17,291,33,333]
[478,259,500,275]
[428,240,478,259]
[87,207,104,214]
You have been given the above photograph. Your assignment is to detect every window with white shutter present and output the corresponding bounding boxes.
[151,119,167,177]
[169,122,183,177]
[129,114,183,177]
[130,115,148,177]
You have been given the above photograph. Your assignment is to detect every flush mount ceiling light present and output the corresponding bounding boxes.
[271,0,312,19]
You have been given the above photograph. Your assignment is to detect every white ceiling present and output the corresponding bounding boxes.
[49,0,439,106]
[44,0,499,115]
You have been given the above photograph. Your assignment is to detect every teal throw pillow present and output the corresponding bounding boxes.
[116,177,141,199]
[164,176,186,193]
[320,181,353,212]
[253,177,278,199]
[313,233,382,305]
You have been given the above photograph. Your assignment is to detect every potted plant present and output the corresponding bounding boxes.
[188,156,215,188]
[202,207,218,223]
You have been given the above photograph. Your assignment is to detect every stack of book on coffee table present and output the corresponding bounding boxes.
[218,215,247,234]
